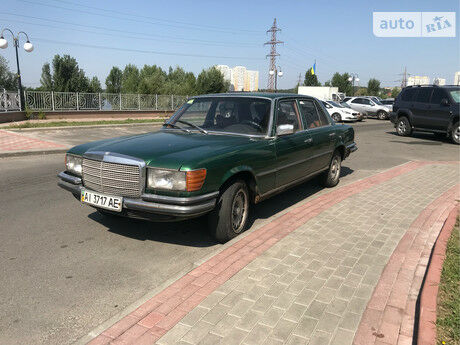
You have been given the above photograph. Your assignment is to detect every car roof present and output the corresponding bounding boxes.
[193,92,311,100]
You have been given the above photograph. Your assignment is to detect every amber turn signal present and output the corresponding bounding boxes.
[186,169,207,192]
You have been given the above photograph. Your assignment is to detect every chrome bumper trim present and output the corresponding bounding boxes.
[57,172,217,217]
[58,171,82,185]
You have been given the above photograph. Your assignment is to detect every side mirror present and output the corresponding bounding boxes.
[441,98,449,106]
[276,124,294,136]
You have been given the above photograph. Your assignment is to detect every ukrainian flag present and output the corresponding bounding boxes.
[310,62,316,75]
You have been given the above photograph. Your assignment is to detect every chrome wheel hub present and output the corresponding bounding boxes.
[330,157,340,180]
[231,190,247,233]
[454,126,460,142]
[397,120,406,134]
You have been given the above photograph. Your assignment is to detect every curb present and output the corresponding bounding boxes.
[0,148,69,158]
[5,122,163,132]
[417,206,459,345]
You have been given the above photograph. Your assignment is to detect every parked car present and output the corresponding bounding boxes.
[58,93,357,242]
[362,96,393,112]
[380,98,395,112]
[343,97,390,120]
[321,100,359,122]
[389,85,460,144]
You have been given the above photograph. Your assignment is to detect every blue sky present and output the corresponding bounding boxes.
[1,0,459,90]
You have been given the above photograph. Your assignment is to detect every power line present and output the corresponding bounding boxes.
[46,0,261,34]
[0,16,258,48]
[19,0,262,35]
[264,18,283,90]
[2,13,258,46]
[33,37,264,60]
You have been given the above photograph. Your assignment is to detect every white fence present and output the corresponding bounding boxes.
[1,89,21,112]
[23,91,188,112]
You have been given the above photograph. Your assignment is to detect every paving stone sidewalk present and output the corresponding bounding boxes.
[87,162,459,345]
[0,129,68,155]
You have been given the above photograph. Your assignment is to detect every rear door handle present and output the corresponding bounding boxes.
[329,133,336,137]
[304,138,313,144]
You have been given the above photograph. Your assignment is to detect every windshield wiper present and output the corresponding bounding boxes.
[163,122,190,133]
[176,120,208,134]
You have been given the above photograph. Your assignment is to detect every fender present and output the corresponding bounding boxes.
[396,108,414,126]
[220,165,258,187]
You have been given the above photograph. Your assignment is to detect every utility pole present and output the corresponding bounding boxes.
[297,73,302,86]
[264,18,283,91]
[401,66,407,88]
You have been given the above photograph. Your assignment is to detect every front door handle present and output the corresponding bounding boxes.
[304,138,313,144]
[329,133,336,137]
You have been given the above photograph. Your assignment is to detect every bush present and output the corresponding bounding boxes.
[25,107,36,120]
[38,111,47,120]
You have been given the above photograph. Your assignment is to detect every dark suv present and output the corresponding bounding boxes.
[390,85,460,144]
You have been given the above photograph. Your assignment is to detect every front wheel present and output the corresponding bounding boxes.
[396,117,412,136]
[331,113,342,122]
[208,181,250,243]
[451,122,460,144]
[377,110,387,120]
[321,151,342,188]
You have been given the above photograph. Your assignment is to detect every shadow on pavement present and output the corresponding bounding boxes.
[386,131,450,145]
[88,166,355,247]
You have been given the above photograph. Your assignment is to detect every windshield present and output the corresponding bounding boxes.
[371,97,383,105]
[327,101,344,108]
[449,90,460,103]
[167,97,271,136]
[340,102,351,108]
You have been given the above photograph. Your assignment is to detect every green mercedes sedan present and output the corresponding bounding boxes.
[58,93,357,242]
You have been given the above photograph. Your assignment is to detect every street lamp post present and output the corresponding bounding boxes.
[347,73,359,96]
[269,66,283,92]
[0,28,34,111]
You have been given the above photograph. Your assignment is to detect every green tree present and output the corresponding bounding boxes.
[355,87,368,96]
[89,76,102,93]
[121,64,140,93]
[196,67,229,95]
[367,78,381,96]
[105,67,122,93]
[303,69,321,86]
[324,80,331,87]
[331,72,352,95]
[40,55,90,92]
[0,56,16,90]
[164,66,196,95]
[39,63,53,90]
[137,65,166,94]
[391,87,400,98]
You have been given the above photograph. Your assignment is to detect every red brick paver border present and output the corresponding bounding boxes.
[353,184,459,345]
[0,129,65,152]
[87,161,456,345]
[417,205,459,345]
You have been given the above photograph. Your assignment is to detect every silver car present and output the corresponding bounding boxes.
[343,97,389,120]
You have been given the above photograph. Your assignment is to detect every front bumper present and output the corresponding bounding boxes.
[389,112,397,124]
[345,142,358,158]
[57,171,218,220]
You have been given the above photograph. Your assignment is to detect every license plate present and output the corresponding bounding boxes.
[81,189,123,212]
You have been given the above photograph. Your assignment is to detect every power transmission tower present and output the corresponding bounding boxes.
[264,18,283,90]
[400,66,408,88]
[297,73,303,86]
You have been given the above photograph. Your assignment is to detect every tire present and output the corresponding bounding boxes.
[396,117,412,136]
[321,151,342,188]
[331,113,342,122]
[377,110,387,120]
[451,122,460,144]
[208,180,250,243]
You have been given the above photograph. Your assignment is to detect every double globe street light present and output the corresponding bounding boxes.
[0,28,34,111]
[269,66,283,91]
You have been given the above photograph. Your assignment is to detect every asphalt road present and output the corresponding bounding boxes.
[0,120,458,345]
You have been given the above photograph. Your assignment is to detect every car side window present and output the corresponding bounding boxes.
[315,101,331,126]
[298,99,321,129]
[361,98,372,105]
[351,98,361,104]
[401,88,417,101]
[276,100,301,132]
[430,89,447,105]
[415,88,433,103]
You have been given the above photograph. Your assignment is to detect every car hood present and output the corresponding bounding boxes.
[68,129,257,170]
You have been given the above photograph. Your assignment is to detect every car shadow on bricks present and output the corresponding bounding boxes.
[386,131,448,145]
[86,166,354,246]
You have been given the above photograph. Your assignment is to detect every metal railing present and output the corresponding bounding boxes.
[23,91,188,112]
[1,89,21,112]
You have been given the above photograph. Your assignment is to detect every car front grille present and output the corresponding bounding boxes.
[82,158,142,198]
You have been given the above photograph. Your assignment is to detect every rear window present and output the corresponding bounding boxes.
[415,88,432,103]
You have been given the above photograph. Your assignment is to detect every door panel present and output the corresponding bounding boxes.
[412,88,433,128]
[274,100,314,187]
[424,89,451,130]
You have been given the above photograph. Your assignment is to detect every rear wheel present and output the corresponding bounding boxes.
[377,110,387,120]
[331,113,342,122]
[208,181,249,243]
[321,151,341,188]
[396,117,412,136]
[451,122,460,144]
